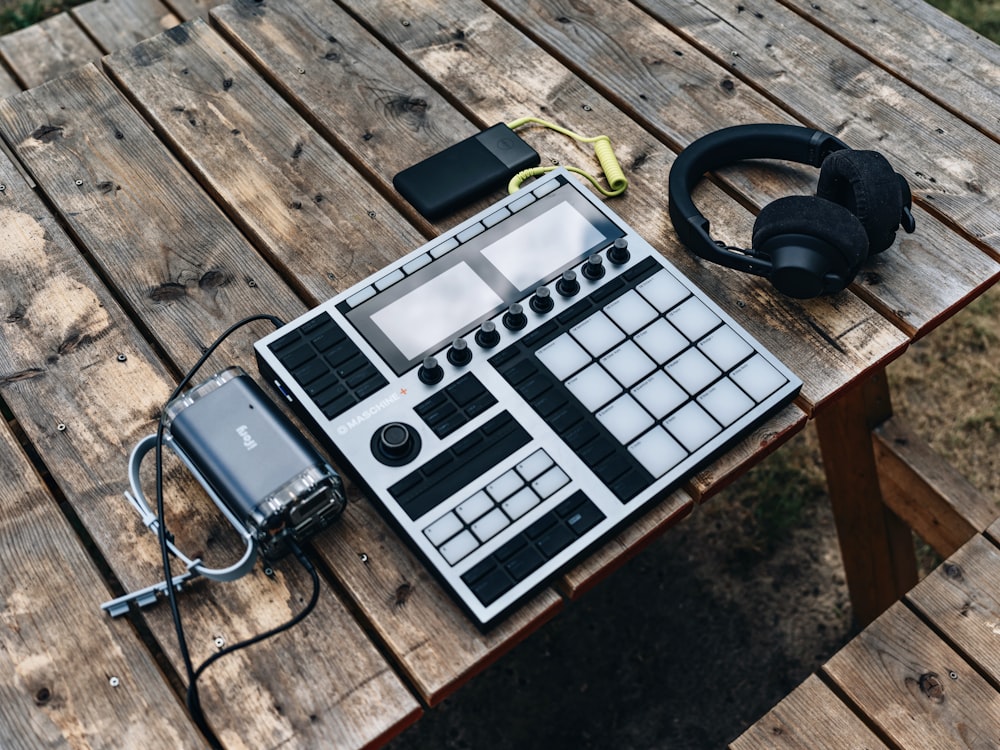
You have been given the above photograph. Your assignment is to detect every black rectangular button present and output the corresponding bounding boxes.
[521,320,558,348]
[468,567,514,606]
[555,491,587,518]
[504,545,545,581]
[279,344,315,370]
[495,535,528,562]
[270,329,302,354]
[300,313,332,334]
[536,524,576,559]
[565,502,605,537]
[462,557,498,586]
[321,392,357,419]
[525,512,558,540]
[446,373,487,406]
[589,276,625,303]
[611,469,652,502]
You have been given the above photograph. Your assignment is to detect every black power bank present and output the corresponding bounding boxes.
[393,123,540,221]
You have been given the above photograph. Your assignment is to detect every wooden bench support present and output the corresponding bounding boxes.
[814,368,918,626]
[873,416,998,558]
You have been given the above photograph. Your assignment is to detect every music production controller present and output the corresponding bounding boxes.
[254,169,802,627]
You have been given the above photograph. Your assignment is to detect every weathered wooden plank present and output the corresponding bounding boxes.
[220,0,908,413]
[495,0,1000,338]
[823,601,1000,748]
[73,0,181,53]
[0,83,421,748]
[162,0,221,22]
[103,17,565,706]
[782,0,1000,141]
[906,534,1000,684]
[0,13,100,89]
[873,417,999,557]
[209,0,489,229]
[0,63,19,98]
[729,673,889,750]
[0,63,301,370]
[0,419,204,749]
[104,18,425,302]
[815,370,917,625]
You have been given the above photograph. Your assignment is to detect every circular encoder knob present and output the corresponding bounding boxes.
[475,320,501,348]
[608,237,630,265]
[502,302,528,331]
[418,356,444,384]
[556,269,580,297]
[582,254,606,280]
[372,422,421,466]
[447,337,473,366]
[529,286,554,313]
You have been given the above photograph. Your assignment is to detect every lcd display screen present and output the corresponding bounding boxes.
[481,201,606,291]
[369,262,503,360]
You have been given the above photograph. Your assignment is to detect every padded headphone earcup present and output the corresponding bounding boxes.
[816,149,903,254]
[752,195,869,298]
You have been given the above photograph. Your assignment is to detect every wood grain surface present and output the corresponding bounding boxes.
[874,417,998,557]
[0,86,419,749]
[104,18,427,302]
[0,417,204,749]
[729,674,889,750]
[783,0,1000,139]
[0,13,100,89]
[823,601,1000,748]
[73,0,181,53]
[906,534,1000,684]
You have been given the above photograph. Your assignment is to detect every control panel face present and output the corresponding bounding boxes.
[255,170,801,627]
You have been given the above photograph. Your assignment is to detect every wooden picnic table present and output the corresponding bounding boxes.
[0,0,996,747]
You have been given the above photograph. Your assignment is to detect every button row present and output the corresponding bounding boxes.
[268,312,387,419]
[423,449,570,566]
[414,372,498,439]
[460,490,606,606]
[388,411,531,521]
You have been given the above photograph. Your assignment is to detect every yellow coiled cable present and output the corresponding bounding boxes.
[505,116,628,197]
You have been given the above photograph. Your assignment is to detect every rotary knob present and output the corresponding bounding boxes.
[417,356,444,384]
[608,237,630,265]
[475,320,501,348]
[372,422,420,466]
[529,286,554,313]
[556,269,580,297]
[502,302,527,331]
[582,254,605,280]
[447,337,473,366]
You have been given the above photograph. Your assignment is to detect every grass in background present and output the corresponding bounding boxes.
[0,0,84,34]
[927,0,1000,42]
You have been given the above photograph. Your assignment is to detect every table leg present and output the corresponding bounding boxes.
[814,368,918,627]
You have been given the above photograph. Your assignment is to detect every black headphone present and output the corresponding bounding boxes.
[668,123,915,299]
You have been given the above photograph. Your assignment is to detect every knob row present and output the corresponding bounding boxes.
[417,238,631,383]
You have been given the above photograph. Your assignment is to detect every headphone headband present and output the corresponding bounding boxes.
[668,124,850,290]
